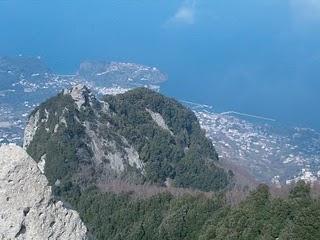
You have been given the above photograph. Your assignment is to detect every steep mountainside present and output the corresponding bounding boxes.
[25,85,231,192]
[0,144,88,240]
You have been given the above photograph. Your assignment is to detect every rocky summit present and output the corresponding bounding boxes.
[0,144,88,240]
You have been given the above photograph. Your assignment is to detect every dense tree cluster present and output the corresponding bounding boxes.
[64,182,320,240]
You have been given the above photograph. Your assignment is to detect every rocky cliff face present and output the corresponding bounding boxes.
[0,144,88,240]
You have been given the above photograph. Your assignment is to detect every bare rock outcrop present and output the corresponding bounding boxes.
[23,110,40,149]
[146,108,173,135]
[0,144,88,240]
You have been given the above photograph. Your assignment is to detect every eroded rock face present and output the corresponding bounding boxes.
[23,110,40,149]
[146,108,173,135]
[0,144,88,240]
[67,84,96,110]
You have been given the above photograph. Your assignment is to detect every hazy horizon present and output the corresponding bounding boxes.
[1,0,320,129]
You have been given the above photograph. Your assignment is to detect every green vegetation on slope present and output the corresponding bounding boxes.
[25,87,320,240]
[27,93,87,185]
[103,88,231,191]
[64,182,320,240]
[27,87,231,192]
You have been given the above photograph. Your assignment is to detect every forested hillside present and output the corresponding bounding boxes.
[26,86,231,192]
[64,182,320,240]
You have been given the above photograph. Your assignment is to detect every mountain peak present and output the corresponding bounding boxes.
[25,86,231,192]
[64,84,96,109]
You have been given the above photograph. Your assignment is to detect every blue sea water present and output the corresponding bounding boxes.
[0,0,319,129]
